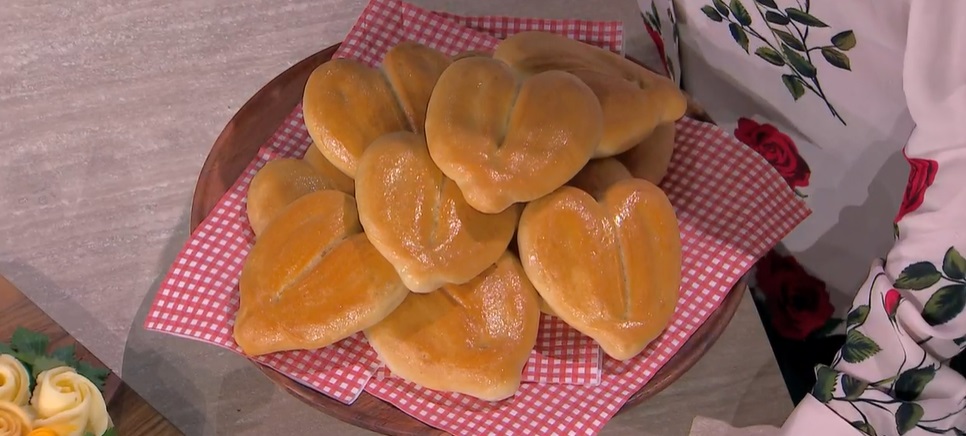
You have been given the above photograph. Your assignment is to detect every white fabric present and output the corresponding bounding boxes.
[641,0,966,434]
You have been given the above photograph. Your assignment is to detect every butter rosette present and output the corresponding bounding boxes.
[0,400,33,436]
[30,367,111,436]
[0,355,29,406]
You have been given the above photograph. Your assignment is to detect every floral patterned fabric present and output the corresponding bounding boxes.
[637,0,966,434]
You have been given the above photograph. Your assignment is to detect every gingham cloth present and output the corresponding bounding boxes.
[144,0,811,433]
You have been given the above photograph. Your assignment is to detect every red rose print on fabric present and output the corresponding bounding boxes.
[883,289,902,319]
[641,17,670,76]
[755,250,834,340]
[894,149,939,223]
[734,118,811,192]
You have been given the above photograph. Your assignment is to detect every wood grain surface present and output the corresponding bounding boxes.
[0,275,182,435]
[0,1,793,434]
[192,42,745,436]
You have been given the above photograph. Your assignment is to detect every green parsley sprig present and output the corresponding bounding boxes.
[0,327,109,392]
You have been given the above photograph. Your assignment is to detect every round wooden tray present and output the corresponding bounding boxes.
[189,43,746,436]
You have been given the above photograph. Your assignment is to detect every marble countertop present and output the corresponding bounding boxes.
[0,0,793,434]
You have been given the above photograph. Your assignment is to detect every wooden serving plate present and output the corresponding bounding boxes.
[189,43,745,436]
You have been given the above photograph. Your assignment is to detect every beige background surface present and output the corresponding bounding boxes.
[0,0,792,434]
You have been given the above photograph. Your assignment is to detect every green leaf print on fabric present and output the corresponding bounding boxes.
[892,246,966,326]
[846,305,870,328]
[811,365,837,403]
[894,366,936,401]
[729,0,753,25]
[700,0,854,124]
[784,7,827,27]
[755,47,785,65]
[921,285,966,326]
[781,74,805,100]
[942,247,966,280]
[783,45,817,78]
[894,262,942,290]
[729,23,750,53]
[841,329,882,363]
[832,30,857,50]
[764,10,790,25]
[896,402,924,435]
[851,421,878,436]
[701,5,723,22]
[773,29,803,50]
[841,373,868,400]
[821,47,851,71]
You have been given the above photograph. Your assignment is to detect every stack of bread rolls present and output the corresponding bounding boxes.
[233,32,687,402]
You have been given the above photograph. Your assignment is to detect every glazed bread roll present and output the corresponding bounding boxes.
[234,190,408,356]
[355,132,520,293]
[302,143,355,194]
[425,56,603,214]
[567,157,633,200]
[302,59,408,178]
[517,176,682,361]
[365,252,540,401]
[380,42,452,134]
[617,122,677,185]
[493,31,687,158]
[247,158,342,236]
[452,49,491,61]
[302,43,450,178]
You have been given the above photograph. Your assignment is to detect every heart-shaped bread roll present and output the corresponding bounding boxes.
[234,190,408,356]
[452,49,491,61]
[302,143,355,195]
[303,59,408,178]
[247,158,346,236]
[356,131,520,293]
[617,122,676,185]
[303,43,450,178]
[493,31,687,158]
[567,157,633,200]
[425,56,603,214]
[365,252,540,401]
[518,176,682,361]
[381,41,452,134]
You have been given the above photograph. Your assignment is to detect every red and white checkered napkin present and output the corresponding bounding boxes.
[144,0,810,433]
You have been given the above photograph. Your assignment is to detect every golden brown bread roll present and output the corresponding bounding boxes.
[302,59,409,178]
[539,297,557,317]
[492,31,677,92]
[247,158,342,236]
[302,44,451,178]
[517,178,682,361]
[381,42,452,134]
[567,157,633,200]
[617,122,676,185]
[365,252,540,401]
[234,190,409,356]
[452,49,491,61]
[492,31,687,158]
[355,132,520,293]
[302,142,356,195]
[425,56,603,214]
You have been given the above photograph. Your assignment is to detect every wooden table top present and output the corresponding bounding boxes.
[0,275,181,435]
[0,0,794,434]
